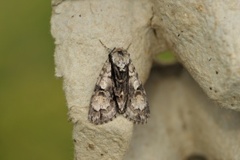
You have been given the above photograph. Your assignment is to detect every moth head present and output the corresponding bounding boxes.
[110,48,130,71]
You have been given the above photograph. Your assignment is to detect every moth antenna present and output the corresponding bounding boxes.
[99,39,107,49]
[99,40,112,53]
[126,43,132,51]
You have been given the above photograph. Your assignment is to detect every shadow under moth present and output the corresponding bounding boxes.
[88,41,150,125]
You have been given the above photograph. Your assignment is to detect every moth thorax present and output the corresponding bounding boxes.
[111,50,130,71]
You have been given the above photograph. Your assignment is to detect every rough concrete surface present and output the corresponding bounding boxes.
[51,0,240,159]
[151,0,240,110]
[51,1,156,159]
[125,66,240,160]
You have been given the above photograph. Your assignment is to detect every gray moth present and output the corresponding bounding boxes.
[88,41,150,125]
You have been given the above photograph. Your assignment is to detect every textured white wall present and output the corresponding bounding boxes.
[126,67,240,160]
[51,0,240,159]
[152,0,240,110]
[51,1,154,159]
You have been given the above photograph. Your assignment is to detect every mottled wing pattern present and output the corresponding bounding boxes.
[123,62,150,124]
[88,59,117,124]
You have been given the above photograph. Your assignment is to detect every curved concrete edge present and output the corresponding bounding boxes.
[151,0,240,110]
[51,0,155,159]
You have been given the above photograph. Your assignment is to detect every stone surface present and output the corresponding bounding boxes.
[151,0,240,110]
[125,66,240,160]
[51,0,156,159]
[51,0,240,159]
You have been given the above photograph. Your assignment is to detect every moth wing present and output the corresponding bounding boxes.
[88,60,117,124]
[124,62,150,124]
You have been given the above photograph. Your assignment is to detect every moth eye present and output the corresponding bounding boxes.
[118,51,124,55]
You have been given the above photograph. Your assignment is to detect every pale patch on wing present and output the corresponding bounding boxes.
[123,62,150,124]
[88,60,117,124]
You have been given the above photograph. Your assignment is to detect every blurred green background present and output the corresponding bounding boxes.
[0,1,72,160]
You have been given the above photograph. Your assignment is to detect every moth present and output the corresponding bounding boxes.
[88,41,150,125]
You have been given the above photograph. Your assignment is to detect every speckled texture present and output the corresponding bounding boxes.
[51,0,154,159]
[125,66,240,160]
[151,0,240,110]
[51,0,240,159]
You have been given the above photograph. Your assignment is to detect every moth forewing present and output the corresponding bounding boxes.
[123,63,150,124]
[88,60,117,124]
